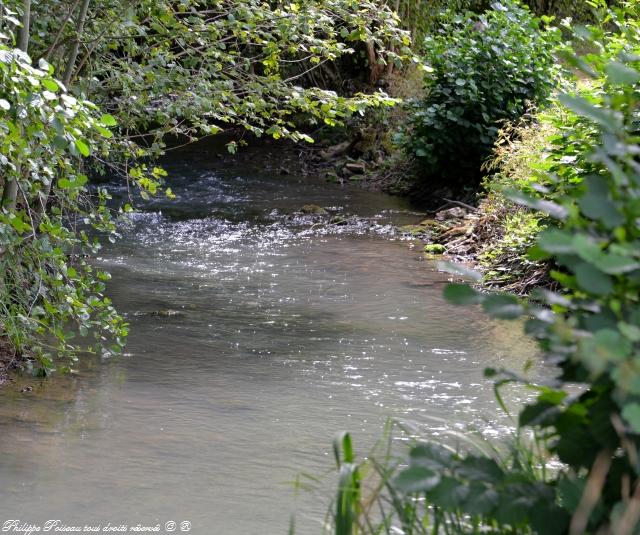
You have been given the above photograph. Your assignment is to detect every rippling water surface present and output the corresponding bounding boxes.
[0,148,537,534]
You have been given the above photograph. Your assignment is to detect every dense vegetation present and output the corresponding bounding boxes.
[400,1,561,187]
[319,1,640,534]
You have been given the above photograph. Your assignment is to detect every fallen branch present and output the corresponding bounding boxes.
[442,198,478,212]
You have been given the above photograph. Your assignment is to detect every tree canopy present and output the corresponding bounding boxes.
[0,0,411,371]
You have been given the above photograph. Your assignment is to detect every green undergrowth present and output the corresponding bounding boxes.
[474,109,561,292]
[449,86,598,294]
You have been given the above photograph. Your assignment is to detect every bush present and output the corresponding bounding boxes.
[439,11,640,522]
[402,0,561,187]
[0,29,127,373]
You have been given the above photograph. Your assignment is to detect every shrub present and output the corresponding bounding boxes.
[402,0,561,187]
[0,29,127,373]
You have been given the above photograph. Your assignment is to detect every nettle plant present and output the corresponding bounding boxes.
[0,29,127,373]
[401,0,561,184]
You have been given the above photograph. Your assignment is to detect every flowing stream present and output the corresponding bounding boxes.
[0,147,537,534]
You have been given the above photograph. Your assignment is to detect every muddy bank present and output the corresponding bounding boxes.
[0,339,22,387]
[397,198,552,295]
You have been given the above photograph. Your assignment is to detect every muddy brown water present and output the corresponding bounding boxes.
[0,153,538,534]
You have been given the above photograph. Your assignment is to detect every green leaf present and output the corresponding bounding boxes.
[520,401,561,427]
[443,284,483,305]
[100,114,117,126]
[619,322,640,342]
[96,125,113,138]
[437,261,482,281]
[428,477,470,510]
[53,136,68,149]
[579,176,623,227]
[605,61,640,85]
[333,432,354,467]
[558,94,620,132]
[593,254,640,275]
[482,294,524,320]
[573,234,603,264]
[558,476,586,514]
[42,79,59,92]
[579,329,633,375]
[495,492,535,526]
[456,456,503,483]
[574,262,613,295]
[394,466,441,494]
[579,194,624,228]
[506,189,568,220]
[463,484,499,515]
[410,443,455,471]
[538,229,575,254]
[594,329,632,360]
[622,403,640,433]
[74,139,91,157]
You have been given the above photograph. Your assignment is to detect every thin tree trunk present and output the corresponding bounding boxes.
[62,0,91,87]
[366,42,383,85]
[35,0,91,217]
[44,0,81,61]
[16,0,30,53]
[2,0,31,213]
[1,171,19,211]
[385,0,401,77]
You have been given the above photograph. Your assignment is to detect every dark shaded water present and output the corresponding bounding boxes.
[0,152,537,534]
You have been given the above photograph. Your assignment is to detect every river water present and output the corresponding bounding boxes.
[0,149,537,534]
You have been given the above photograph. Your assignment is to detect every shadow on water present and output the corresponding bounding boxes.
[0,145,539,534]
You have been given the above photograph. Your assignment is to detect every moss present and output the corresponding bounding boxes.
[300,204,329,215]
[399,224,428,236]
[424,244,446,254]
[399,219,447,240]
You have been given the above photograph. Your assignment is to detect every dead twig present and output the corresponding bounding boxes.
[570,450,613,535]
[442,197,478,212]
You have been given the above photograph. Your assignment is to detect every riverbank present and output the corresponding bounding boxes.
[0,339,21,387]
[283,107,555,296]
